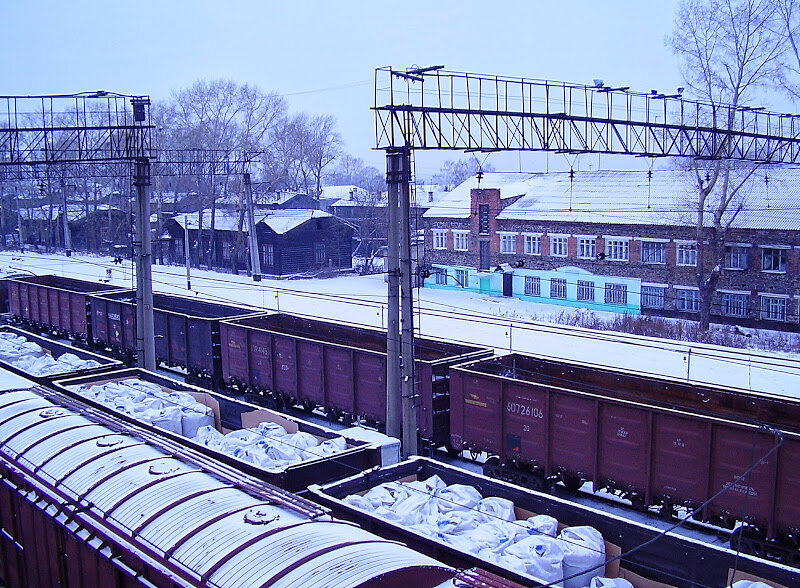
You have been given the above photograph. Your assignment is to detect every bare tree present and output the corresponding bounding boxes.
[432,158,495,190]
[670,0,797,329]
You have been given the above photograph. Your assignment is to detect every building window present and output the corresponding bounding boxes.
[725,245,749,270]
[604,283,627,305]
[455,269,469,287]
[524,234,541,255]
[433,230,447,250]
[315,243,326,263]
[641,286,665,309]
[578,238,596,259]
[761,248,787,272]
[435,268,447,285]
[676,243,697,266]
[577,280,595,301]
[605,239,630,261]
[550,236,568,257]
[478,204,490,234]
[263,244,274,266]
[453,231,469,251]
[524,276,541,296]
[500,233,516,254]
[550,278,567,299]
[760,296,787,321]
[721,293,749,318]
[676,289,700,313]
[641,241,666,264]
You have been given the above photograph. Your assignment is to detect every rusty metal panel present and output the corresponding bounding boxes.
[272,335,298,395]
[37,286,50,327]
[774,437,800,535]
[297,340,324,404]
[455,372,503,454]
[220,322,248,385]
[68,292,88,337]
[47,288,60,330]
[186,318,213,374]
[90,296,110,345]
[501,380,548,467]
[651,413,710,505]
[121,302,137,353]
[104,299,124,348]
[17,282,30,320]
[354,351,385,421]
[7,280,20,317]
[248,329,273,389]
[598,403,650,493]
[710,425,778,529]
[324,346,354,412]
[153,309,169,362]
[549,392,596,478]
[166,311,187,366]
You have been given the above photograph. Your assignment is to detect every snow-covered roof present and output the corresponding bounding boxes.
[424,168,800,231]
[422,172,539,218]
[259,209,331,234]
[171,209,333,235]
[20,204,121,222]
[319,185,368,202]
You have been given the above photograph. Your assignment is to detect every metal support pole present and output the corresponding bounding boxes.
[244,172,262,281]
[385,149,402,442]
[184,215,192,291]
[134,158,156,371]
[61,181,72,256]
[398,147,417,457]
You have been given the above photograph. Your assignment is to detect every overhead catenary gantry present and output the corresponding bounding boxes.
[0,91,157,370]
[376,66,800,457]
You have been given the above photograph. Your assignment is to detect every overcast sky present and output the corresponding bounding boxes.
[4,1,694,178]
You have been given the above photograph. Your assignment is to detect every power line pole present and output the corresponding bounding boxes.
[184,214,192,291]
[61,179,72,256]
[133,158,155,371]
[385,149,402,442]
[244,172,262,281]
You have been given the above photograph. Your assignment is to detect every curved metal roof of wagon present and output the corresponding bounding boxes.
[0,387,455,588]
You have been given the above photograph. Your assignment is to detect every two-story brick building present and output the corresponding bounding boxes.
[422,169,800,330]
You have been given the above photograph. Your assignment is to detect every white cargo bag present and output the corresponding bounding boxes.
[559,526,606,588]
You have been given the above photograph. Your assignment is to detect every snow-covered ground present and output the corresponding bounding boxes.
[2,250,799,399]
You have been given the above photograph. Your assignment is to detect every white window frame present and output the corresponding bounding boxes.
[577,237,596,259]
[434,268,448,285]
[550,277,567,299]
[524,275,540,296]
[640,240,666,264]
[761,246,788,273]
[760,295,788,321]
[721,292,749,318]
[523,234,541,255]
[577,280,595,301]
[724,244,750,270]
[433,229,448,250]
[605,237,630,261]
[499,232,517,254]
[453,230,469,252]
[675,288,700,313]
[550,235,568,257]
[604,283,628,305]
[454,268,469,287]
[676,242,697,267]
[640,285,665,309]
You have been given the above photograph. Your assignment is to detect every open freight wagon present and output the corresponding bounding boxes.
[90,291,260,388]
[449,353,800,565]
[52,367,398,492]
[0,325,121,384]
[219,313,491,448]
[310,457,800,588]
[6,274,125,342]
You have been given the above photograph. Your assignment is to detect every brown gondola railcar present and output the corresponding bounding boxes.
[6,274,124,341]
[219,313,491,448]
[449,353,800,565]
[90,291,259,388]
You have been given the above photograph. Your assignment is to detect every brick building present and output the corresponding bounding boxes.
[422,169,800,329]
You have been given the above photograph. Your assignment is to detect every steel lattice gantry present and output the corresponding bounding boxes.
[374,67,800,163]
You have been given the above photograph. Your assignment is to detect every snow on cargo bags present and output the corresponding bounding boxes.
[0,331,101,376]
[66,377,349,472]
[343,474,607,587]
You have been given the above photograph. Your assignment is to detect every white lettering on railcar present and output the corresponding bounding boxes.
[506,402,543,419]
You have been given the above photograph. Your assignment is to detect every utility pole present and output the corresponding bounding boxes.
[244,172,262,281]
[385,149,402,442]
[61,180,72,256]
[133,157,156,371]
[398,146,417,457]
[184,214,192,291]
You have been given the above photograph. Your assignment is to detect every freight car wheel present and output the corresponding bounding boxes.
[562,475,583,493]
